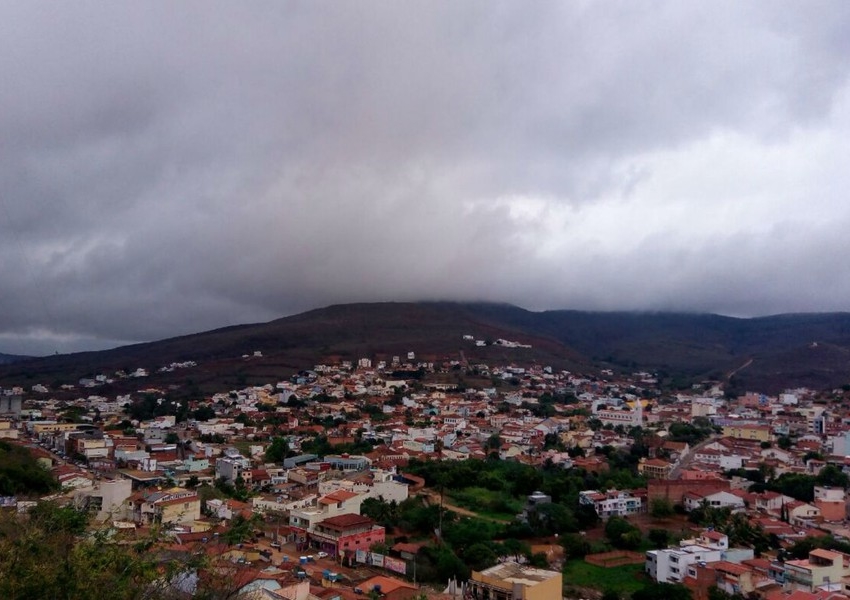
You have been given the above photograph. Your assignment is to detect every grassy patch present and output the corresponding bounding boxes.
[231,441,255,455]
[562,560,647,595]
[447,487,522,520]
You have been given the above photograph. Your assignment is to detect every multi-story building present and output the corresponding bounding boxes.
[467,562,562,600]
[214,449,251,484]
[647,531,730,585]
[289,489,364,546]
[646,544,723,584]
[127,488,200,525]
[721,424,771,442]
[74,478,133,521]
[783,549,850,592]
[317,469,409,504]
[324,454,371,472]
[73,435,112,460]
[579,489,643,519]
[638,457,674,480]
[592,401,643,428]
[684,560,763,599]
[814,486,846,522]
[309,513,385,559]
[0,392,22,417]
[0,420,19,439]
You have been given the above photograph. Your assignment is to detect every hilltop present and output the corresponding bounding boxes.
[2,302,850,394]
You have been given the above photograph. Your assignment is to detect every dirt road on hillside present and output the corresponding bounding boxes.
[419,489,511,523]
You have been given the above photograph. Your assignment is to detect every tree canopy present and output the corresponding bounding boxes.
[0,440,59,496]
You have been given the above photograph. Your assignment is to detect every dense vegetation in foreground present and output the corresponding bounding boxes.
[0,440,59,496]
[0,502,268,600]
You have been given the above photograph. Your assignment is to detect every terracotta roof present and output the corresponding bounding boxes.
[712,561,750,576]
[392,541,425,554]
[319,513,373,529]
[358,575,417,595]
[319,490,360,504]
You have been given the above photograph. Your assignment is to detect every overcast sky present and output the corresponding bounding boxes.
[2,2,850,355]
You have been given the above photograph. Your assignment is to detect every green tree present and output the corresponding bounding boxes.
[605,516,642,550]
[0,503,165,599]
[561,533,591,559]
[650,498,674,518]
[463,543,497,571]
[264,437,290,463]
[816,464,849,488]
[221,514,258,546]
[786,535,850,560]
[531,502,578,535]
[707,586,746,600]
[192,405,216,421]
[632,583,692,600]
[648,528,670,549]
[0,440,60,496]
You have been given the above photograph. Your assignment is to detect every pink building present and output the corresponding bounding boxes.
[308,513,385,560]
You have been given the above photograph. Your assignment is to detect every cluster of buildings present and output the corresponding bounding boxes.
[647,528,850,600]
[8,345,850,599]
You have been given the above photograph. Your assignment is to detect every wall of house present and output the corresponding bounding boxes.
[648,480,730,503]
[339,527,385,557]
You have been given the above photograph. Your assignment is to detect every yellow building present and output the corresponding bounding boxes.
[638,457,674,480]
[128,488,201,525]
[0,420,19,439]
[469,562,562,600]
[784,548,850,592]
[721,424,771,442]
[32,422,82,434]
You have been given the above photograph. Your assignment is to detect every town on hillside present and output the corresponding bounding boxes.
[3,340,850,600]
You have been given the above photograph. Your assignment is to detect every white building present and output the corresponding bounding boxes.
[691,397,718,418]
[317,469,409,504]
[646,532,728,584]
[215,451,251,484]
[74,478,133,521]
[288,489,364,540]
[579,489,643,519]
[684,490,746,513]
[592,399,643,427]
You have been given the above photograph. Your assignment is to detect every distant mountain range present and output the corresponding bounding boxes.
[2,302,850,394]
[0,353,30,366]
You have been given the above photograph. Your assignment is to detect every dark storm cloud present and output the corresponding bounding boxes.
[2,1,850,354]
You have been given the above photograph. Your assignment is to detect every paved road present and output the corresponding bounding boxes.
[669,434,718,479]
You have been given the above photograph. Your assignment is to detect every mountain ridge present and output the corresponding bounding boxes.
[2,302,850,394]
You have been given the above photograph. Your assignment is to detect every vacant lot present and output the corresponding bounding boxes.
[562,560,647,595]
[446,486,522,521]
